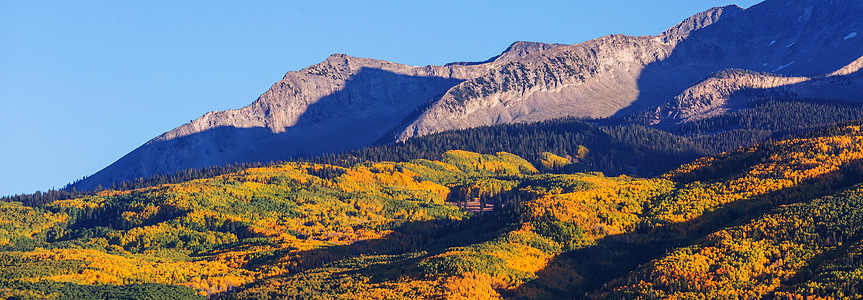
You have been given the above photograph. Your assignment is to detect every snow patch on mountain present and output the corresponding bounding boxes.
[772,61,795,72]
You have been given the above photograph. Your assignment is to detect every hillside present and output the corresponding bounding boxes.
[392,0,863,140]
[70,55,490,191]
[653,58,863,125]
[4,122,863,298]
[72,0,863,191]
[25,99,863,208]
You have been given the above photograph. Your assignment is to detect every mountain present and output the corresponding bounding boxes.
[72,56,489,190]
[391,5,743,142]
[396,0,863,139]
[73,0,863,190]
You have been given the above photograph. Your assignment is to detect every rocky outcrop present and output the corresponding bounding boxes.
[659,4,744,43]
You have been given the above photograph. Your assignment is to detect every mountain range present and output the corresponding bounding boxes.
[9,0,863,299]
[72,0,863,191]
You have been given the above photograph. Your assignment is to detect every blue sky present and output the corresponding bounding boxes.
[0,0,763,196]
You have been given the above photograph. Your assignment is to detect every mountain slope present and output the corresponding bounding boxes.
[655,56,863,124]
[74,0,863,190]
[7,122,863,298]
[392,5,744,142]
[73,56,492,190]
[395,0,863,141]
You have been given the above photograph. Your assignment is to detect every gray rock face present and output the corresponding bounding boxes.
[654,57,863,124]
[73,0,863,190]
[394,0,863,140]
[76,55,494,189]
[389,5,744,142]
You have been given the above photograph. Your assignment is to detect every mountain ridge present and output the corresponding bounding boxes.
[72,0,863,191]
[652,53,863,125]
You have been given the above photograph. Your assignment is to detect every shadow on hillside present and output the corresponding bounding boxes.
[509,158,863,299]
[612,1,863,118]
[213,215,515,298]
[73,68,464,191]
[212,154,863,298]
[711,67,863,113]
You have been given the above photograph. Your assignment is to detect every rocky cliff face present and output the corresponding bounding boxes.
[75,55,493,189]
[655,56,863,124]
[391,5,745,142]
[394,0,863,140]
[73,0,863,190]
[157,54,489,142]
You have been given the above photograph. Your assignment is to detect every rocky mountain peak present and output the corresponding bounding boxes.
[660,5,744,43]
[494,41,566,63]
[299,53,366,81]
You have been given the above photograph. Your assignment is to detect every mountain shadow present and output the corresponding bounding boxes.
[218,216,514,299]
[510,156,863,299]
[665,67,863,129]
[613,0,863,118]
[72,68,464,191]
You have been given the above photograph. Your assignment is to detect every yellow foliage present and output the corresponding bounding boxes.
[23,248,253,294]
[442,273,505,300]
[540,152,571,170]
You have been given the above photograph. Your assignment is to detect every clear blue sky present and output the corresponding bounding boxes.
[0,0,763,196]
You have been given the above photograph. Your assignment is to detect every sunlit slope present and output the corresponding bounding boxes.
[598,183,863,299]
[593,124,863,299]
[0,151,588,298]
[0,149,676,299]
[0,151,502,298]
[5,123,863,299]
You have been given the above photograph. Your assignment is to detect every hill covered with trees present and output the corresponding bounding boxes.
[15,96,862,210]
[2,121,863,298]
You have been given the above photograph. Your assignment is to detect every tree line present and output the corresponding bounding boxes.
[5,98,863,207]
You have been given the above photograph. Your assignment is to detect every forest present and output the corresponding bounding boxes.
[2,118,863,298]
[12,97,863,209]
